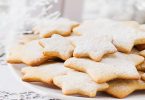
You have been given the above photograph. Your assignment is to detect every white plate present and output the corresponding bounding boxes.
[8,64,145,100]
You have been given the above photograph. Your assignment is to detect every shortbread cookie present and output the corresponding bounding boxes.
[106,79,145,98]
[53,71,109,97]
[73,19,145,53]
[39,34,74,60]
[106,72,145,98]
[65,52,142,83]
[21,40,49,66]
[73,19,139,36]
[22,62,73,85]
[7,44,23,63]
[33,18,79,38]
[73,35,117,61]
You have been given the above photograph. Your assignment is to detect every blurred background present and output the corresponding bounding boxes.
[1,0,145,39]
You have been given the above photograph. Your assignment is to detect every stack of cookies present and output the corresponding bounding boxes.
[7,18,145,98]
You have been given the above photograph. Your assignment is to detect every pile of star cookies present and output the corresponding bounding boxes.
[7,18,145,98]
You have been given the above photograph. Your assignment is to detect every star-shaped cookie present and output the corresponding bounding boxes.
[53,71,109,97]
[39,34,74,60]
[65,52,143,83]
[106,72,145,98]
[33,18,79,38]
[21,40,49,66]
[73,35,117,61]
[73,18,145,53]
[22,62,73,85]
